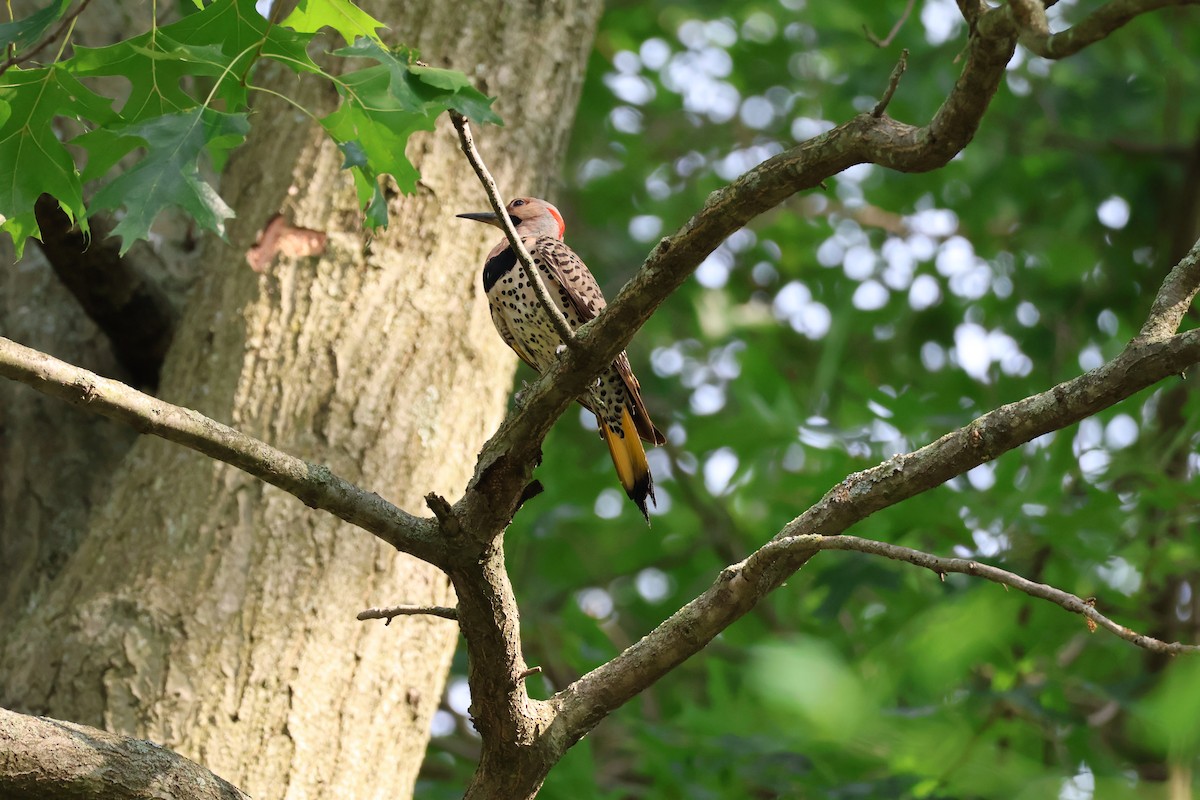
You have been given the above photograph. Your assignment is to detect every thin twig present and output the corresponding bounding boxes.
[864,0,916,47]
[516,666,542,681]
[357,604,459,623]
[448,110,577,347]
[775,534,1200,655]
[873,49,909,117]
[0,0,93,78]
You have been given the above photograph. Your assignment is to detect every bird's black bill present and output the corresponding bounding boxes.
[456,211,500,225]
[457,211,523,229]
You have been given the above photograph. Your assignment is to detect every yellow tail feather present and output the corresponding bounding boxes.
[599,406,655,523]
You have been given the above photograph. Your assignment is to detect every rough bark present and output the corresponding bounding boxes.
[0,0,197,634]
[0,708,249,800]
[0,2,600,799]
[0,243,136,620]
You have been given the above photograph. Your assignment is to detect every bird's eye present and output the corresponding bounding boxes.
[512,199,525,207]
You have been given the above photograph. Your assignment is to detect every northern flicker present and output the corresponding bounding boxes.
[458,197,666,521]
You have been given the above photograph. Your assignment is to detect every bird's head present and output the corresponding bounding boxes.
[457,197,566,240]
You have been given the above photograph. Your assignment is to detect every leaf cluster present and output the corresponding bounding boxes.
[0,0,500,257]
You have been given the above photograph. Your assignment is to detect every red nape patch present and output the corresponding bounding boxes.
[546,205,566,239]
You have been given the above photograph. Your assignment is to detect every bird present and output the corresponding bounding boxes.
[458,197,666,522]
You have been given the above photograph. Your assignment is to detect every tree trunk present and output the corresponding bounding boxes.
[0,1,600,797]
[0,0,195,627]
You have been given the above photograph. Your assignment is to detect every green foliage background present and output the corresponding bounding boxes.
[421,2,1200,797]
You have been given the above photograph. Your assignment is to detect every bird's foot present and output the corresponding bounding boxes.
[513,380,534,408]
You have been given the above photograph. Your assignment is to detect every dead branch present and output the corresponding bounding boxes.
[864,0,916,47]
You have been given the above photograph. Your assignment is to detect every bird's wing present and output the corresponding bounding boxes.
[531,236,607,325]
[534,237,666,446]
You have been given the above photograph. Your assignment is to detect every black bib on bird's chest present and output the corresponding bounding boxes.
[482,248,517,292]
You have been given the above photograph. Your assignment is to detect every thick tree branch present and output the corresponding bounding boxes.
[956,0,989,27]
[0,337,445,566]
[1011,0,1199,59]
[776,534,1200,655]
[0,707,249,800]
[450,547,555,800]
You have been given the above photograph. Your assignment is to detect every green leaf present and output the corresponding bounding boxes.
[409,62,503,123]
[0,65,114,257]
[0,0,71,57]
[321,83,429,197]
[282,0,388,45]
[334,38,501,123]
[82,107,249,253]
[163,0,321,76]
[67,0,321,120]
[3,1,493,254]
[332,39,429,112]
[410,63,470,91]
[75,125,141,184]
[69,32,236,121]
[335,140,386,226]
[319,39,501,227]
[444,85,501,125]
[362,181,389,229]
[337,138,368,169]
